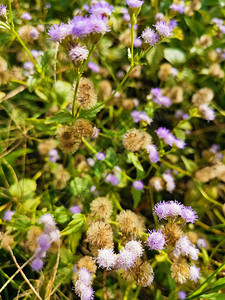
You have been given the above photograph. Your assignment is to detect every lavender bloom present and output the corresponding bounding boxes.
[199,104,215,121]
[174,138,186,149]
[88,15,110,35]
[154,200,183,220]
[34,247,46,258]
[151,87,162,98]
[23,62,34,71]
[147,229,166,250]
[125,240,143,258]
[178,291,187,300]
[219,25,225,34]
[141,27,159,46]
[146,144,160,163]
[153,95,171,107]
[156,127,185,149]
[170,3,184,13]
[72,16,90,36]
[83,4,90,11]
[96,248,118,270]
[0,5,6,17]
[49,149,59,163]
[95,152,105,161]
[181,207,198,223]
[154,21,174,37]
[78,268,92,285]
[212,18,224,25]
[169,19,177,28]
[170,67,178,77]
[68,45,89,63]
[30,49,44,58]
[87,62,100,73]
[48,23,72,42]
[117,249,137,270]
[174,235,199,260]
[123,13,130,21]
[162,173,175,193]
[37,234,51,251]
[133,180,144,190]
[70,205,82,214]
[131,110,153,124]
[21,12,32,20]
[74,280,94,300]
[89,2,113,17]
[87,158,95,166]
[133,38,142,47]
[105,174,119,185]
[189,265,200,282]
[3,210,15,221]
[49,229,60,242]
[31,257,43,271]
[29,28,40,40]
[126,0,144,8]
[197,238,207,249]
[40,213,56,233]
[92,127,100,139]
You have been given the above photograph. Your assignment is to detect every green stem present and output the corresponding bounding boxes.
[72,73,81,118]
[160,158,191,177]
[134,286,141,300]
[130,14,134,65]
[123,284,131,300]
[194,182,223,207]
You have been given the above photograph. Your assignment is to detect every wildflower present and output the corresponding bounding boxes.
[189,265,200,282]
[105,174,119,185]
[88,14,110,35]
[162,173,176,193]
[141,27,159,46]
[151,87,162,98]
[23,61,34,71]
[74,281,94,300]
[90,197,113,220]
[0,5,6,17]
[37,24,45,32]
[170,67,178,77]
[48,23,72,42]
[133,180,144,190]
[69,45,89,65]
[87,158,95,166]
[154,21,174,38]
[153,95,171,107]
[37,234,51,251]
[199,104,215,121]
[131,110,153,124]
[117,248,137,270]
[57,125,81,154]
[181,207,198,223]
[26,226,43,252]
[146,144,160,163]
[212,18,223,25]
[89,2,113,17]
[174,235,199,260]
[178,291,187,300]
[154,200,183,220]
[92,127,100,139]
[126,0,144,8]
[21,12,32,20]
[87,62,100,73]
[147,229,166,250]
[48,149,59,163]
[137,261,154,287]
[70,206,82,214]
[77,256,97,274]
[170,4,184,13]
[122,129,152,152]
[31,49,44,58]
[192,88,214,106]
[31,257,44,271]
[74,118,93,138]
[125,240,144,258]
[171,258,190,284]
[78,268,92,286]
[3,210,15,221]
[161,223,183,246]
[29,28,40,40]
[76,78,98,110]
[133,38,142,47]
[197,238,207,249]
[149,177,164,191]
[95,152,105,161]
[96,248,118,270]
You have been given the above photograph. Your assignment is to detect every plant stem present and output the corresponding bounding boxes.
[130,14,134,65]
[72,73,81,118]
[103,269,107,300]
[160,158,191,177]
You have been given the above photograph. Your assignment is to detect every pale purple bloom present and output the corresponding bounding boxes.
[95,152,105,161]
[174,138,186,149]
[129,23,138,30]
[45,3,51,9]
[105,174,119,185]
[150,178,163,191]
[131,110,152,124]
[34,247,46,259]
[89,2,113,17]
[154,200,183,220]
[40,213,56,233]
[141,27,159,46]
[70,205,82,214]
[37,24,45,32]
[133,180,144,190]
[72,16,89,37]
[49,229,60,242]
[69,45,89,62]
[74,281,94,300]
[90,185,96,193]
[178,291,186,300]
[212,18,223,25]
[155,127,169,139]
[38,234,51,251]
[88,62,100,73]
[154,21,174,37]
[170,19,177,28]
[89,14,110,35]
[156,127,185,149]
[83,4,90,11]
[21,12,32,20]
[170,67,178,77]
[87,158,95,166]
[23,61,34,71]
[31,49,44,58]
[96,248,117,270]
[0,5,6,16]
[199,104,215,121]
[78,268,92,286]
[125,240,143,258]
[3,210,15,221]
[32,257,43,271]
[155,13,165,20]
[146,144,160,163]
[117,70,125,78]
[170,3,184,13]
[216,48,222,53]
[189,265,200,282]
[126,0,144,8]
[117,249,137,270]
[92,127,100,139]
[153,95,171,107]
[123,13,130,21]
[48,23,72,42]
[219,25,225,33]
[147,229,166,250]
[49,149,59,163]
[73,264,78,272]
[151,87,162,98]
[29,28,40,40]
[197,238,207,249]
[174,235,199,260]
[181,207,198,223]
[163,173,175,193]
[133,37,142,47]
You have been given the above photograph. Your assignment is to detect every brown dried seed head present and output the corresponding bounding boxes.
[171,258,190,284]
[99,80,112,101]
[38,139,57,156]
[161,223,183,247]
[77,256,97,274]
[1,233,14,251]
[77,78,97,110]
[122,129,152,152]
[192,88,214,107]
[26,226,43,252]
[158,63,171,81]
[90,197,113,220]
[137,261,154,287]
[57,125,81,154]
[74,118,93,138]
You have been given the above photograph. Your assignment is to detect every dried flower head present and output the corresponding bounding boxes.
[69,45,89,65]
[192,88,214,107]
[38,139,57,156]
[87,221,114,254]
[90,197,113,220]
[53,164,70,190]
[26,226,43,252]
[122,129,152,152]
[117,210,145,239]
[137,261,154,287]
[74,118,93,138]
[77,256,97,274]
[0,56,8,73]
[0,233,14,250]
[98,80,112,101]
[161,223,183,246]
[171,258,190,284]
[57,125,81,154]
[77,78,98,110]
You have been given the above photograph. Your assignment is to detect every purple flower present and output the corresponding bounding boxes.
[153,95,171,107]
[29,28,40,40]
[88,15,110,35]
[87,158,95,166]
[146,144,159,163]
[199,104,215,121]
[126,0,144,8]
[151,87,162,98]
[141,27,159,46]
[169,19,177,28]
[92,127,100,139]
[212,18,223,25]
[78,268,92,285]
[0,5,6,17]
[40,213,56,233]
[162,173,175,193]
[123,13,130,21]
[155,127,169,139]
[95,152,105,161]
[174,138,186,149]
[70,205,82,214]
[133,180,144,190]
[147,229,166,250]
[181,206,198,223]
[23,62,34,71]
[178,291,187,300]
[174,235,199,260]
[69,45,89,63]
[49,149,59,163]
[89,2,114,17]
[133,38,142,47]
[49,229,60,242]
[37,234,51,251]
[170,67,178,77]
[30,49,44,58]
[131,110,153,124]
[170,3,184,13]
[197,238,207,249]
[3,210,15,221]
[48,23,72,42]
[153,200,183,220]
[117,249,137,270]
[105,174,119,185]
[125,240,143,258]
[21,12,32,20]
[96,248,117,270]
[219,25,225,34]
[88,62,100,73]
[154,21,174,37]
[75,282,94,300]
[31,257,44,271]
[189,265,200,282]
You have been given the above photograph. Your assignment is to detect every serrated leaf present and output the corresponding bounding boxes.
[45,110,73,124]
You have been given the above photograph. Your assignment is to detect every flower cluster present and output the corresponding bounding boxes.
[156,127,186,149]
[150,87,171,107]
[74,268,94,300]
[131,110,153,124]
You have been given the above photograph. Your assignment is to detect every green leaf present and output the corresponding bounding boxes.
[131,186,142,208]
[26,118,57,134]
[68,231,82,253]
[106,147,117,165]
[164,48,186,65]
[127,153,145,177]
[60,213,86,236]
[9,179,36,199]
[54,80,73,105]
[54,267,74,286]
[184,17,205,37]
[38,49,54,71]
[181,156,198,173]
[79,104,104,120]
[196,293,225,300]
[70,177,90,196]
[45,110,73,124]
